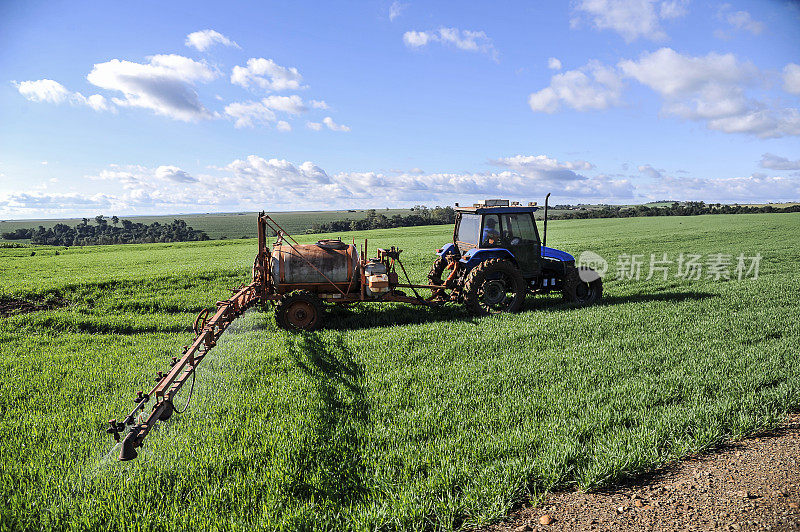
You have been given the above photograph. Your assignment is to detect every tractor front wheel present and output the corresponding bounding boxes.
[276,290,324,331]
[562,266,603,306]
[428,256,448,286]
[462,259,526,315]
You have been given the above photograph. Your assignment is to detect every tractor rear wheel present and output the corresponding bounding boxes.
[562,266,603,306]
[462,259,526,315]
[276,290,324,331]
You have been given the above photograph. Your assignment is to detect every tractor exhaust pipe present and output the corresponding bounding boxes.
[542,192,551,253]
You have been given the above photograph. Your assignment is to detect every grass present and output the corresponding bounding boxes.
[1,213,799,530]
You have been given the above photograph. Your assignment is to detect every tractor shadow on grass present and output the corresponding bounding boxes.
[285,333,372,507]
[324,301,477,331]
[321,290,716,331]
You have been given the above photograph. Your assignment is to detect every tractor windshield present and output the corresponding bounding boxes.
[456,213,481,247]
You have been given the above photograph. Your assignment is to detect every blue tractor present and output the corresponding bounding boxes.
[429,196,602,315]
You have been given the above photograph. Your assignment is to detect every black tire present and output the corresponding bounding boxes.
[462,259,526,315]
[275,290,325,331]
[428,255,448,286]
[562,266,603,306]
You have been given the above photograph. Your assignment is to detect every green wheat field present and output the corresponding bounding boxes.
[1,213,798,530]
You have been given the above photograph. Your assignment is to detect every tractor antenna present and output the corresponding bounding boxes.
[542,192,551,253]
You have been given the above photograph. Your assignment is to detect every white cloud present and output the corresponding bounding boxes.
[618,48,754,98]
[276,121,292,132]
[225,156,331,187]
[659,0,689,19]
[760,153,800,171]
[403,28,498,60]
[0,164,212,216]
[17,53,340,128]
[224,100,276,128]
[702,109,800,138]
[492,155,595,174]
[571,0,688,42]
[646,173,800,203]
[403,31,431,48]
[263,95,306,114]
[230,58,303,91]
[7,155,800,217]
[784,63,800,95]
[82,93,113,111]
[0,192,114,216]
[87,167,143,188]
[306,121,323,131]
[185,29,240,52]
[725,9,764,35]
[714,6,765,40]
[619,48,799,138]
[15,79,113,112]
[41,161,49,165]
[389,1,407,21]
[223,95,307,128]
[323,116,350,132]
[547,57,562,70]
[154,165,197,183]
[16,79,70,103]
[528,60,623,113]
[637,164,665,179]
[87,54,217,121]
[528,49,800,138]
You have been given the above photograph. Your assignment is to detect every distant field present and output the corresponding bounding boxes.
[1,213,799,530]
[0,204,651,243]
[6,201,795,244]
[0,209,417,242]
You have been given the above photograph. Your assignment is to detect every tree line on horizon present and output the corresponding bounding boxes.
[306,201,800,234]
[553,201,800,219]
[2,202,798,246]
[1,216,209,246]
[307,206,457,233]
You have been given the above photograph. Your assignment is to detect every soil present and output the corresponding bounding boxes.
[488,413,800,531]
[0,295,68,318]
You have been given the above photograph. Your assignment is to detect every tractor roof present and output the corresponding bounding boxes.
[455,199,539,215]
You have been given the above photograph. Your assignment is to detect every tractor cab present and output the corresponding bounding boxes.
[451,200,543,277]
[430,197,601,314]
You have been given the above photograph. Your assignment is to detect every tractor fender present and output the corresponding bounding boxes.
[459,248,518,272]
[436,243,458,257]
[541,246,575,262]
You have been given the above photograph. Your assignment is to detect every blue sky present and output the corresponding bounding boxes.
[1,0,799,218]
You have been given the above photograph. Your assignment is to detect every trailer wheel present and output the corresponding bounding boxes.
[562,266,603,306]
[275,290,324,331]
[462,259,526,315]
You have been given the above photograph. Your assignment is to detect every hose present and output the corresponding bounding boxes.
[174,371,196,414]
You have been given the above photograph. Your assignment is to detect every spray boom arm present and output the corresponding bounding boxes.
[107,282,261,460]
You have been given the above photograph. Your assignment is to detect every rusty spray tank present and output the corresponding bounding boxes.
[271,239,359,286]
